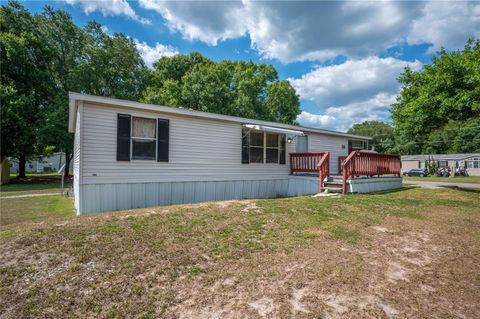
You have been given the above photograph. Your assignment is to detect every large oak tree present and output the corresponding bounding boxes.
[347,121,395,154]
[143,54,300,124]
[391,38,480,154]
[1,1,149,177]
[0,2,53,177]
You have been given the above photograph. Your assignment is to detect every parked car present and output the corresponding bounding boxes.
[403,168,428,177]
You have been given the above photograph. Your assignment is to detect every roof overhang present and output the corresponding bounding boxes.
[68,92,371,140]
[243,124,305,136]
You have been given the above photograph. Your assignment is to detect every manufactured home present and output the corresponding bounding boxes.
[9,152,73,174]
[401,154,480,176]
[69,93,401,215]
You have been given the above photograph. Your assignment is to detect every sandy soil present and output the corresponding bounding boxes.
[166,210,479,318]
[1,191,479,318]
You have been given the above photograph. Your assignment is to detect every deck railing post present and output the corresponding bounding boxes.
[319,166,323,193]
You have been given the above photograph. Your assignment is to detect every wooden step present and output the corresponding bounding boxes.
[324,181,342,187]
[325,187,343,193]
[325,176,343,183]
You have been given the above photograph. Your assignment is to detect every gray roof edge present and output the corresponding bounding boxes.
[68,92,371,140]
[401,154,480,161]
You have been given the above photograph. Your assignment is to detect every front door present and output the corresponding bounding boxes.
[296,136,308,153]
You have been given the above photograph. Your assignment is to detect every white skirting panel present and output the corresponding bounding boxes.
[78,176,320,214]
[348,177,402,193]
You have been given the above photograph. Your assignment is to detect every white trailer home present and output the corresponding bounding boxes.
[68,92,371,214]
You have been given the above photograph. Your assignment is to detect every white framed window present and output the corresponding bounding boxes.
[249,131,264,163]
[438,160,448,168]
[131,117,156,160]
[419,161,426,169]
[467,157,480,169]
[245,131,286,164]
[266,133,280,163]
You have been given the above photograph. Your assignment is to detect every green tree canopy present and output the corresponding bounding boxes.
[0,1,54,177]
[143,53,300,124]
[391,38,480,154]
[1,1,149,177]
[347,121,395,153]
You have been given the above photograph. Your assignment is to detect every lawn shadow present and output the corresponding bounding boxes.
[440,186,480,194]
[1,175,72,193]
[365,186,417,196]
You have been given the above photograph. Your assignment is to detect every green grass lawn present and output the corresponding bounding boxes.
[1,175,72,196]
[0,195,75,227]
[9,172,63,178]
[403,175,480,184]
[1,174,74,227]
[1,187,479,318]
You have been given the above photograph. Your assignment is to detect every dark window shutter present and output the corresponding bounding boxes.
[242,129,249,164]
[117,114,131,161]
[157,119,169,162]
[279,134,286,165]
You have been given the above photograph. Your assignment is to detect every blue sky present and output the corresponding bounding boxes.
[22,1,480,132]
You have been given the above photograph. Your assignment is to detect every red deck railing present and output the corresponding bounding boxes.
[341,151,401,194]
[289,152,330,192]
[318,152,329,193]
[290,152,325,174]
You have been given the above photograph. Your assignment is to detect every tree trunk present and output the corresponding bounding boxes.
[64,152,73,178]
[18,155,26,178]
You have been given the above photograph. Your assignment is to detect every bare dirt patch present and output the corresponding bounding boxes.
[1,188,479,318]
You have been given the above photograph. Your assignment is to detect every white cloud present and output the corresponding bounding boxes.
[138,1,479,63]
[138,0,421,62]
[65,0,151,25]
[297,111,335,128]
[139,0,247,45]
[134,40,179,68]
[408,1,480,52]
[290,56,422,107]
[245,1,423,63]
[291,57,422,131]
[297,93,397,132]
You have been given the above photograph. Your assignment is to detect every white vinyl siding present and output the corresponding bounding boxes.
[72,100,370,213]
[80,103,299,184]
[79,102,359,186]
[308,134,350,174]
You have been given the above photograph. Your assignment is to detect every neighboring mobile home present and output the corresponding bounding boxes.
[401,154,480,176]
[9,152,73,174]
[68,93,370,214]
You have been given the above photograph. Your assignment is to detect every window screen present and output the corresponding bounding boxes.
[266,133,279,163]
[249,132,264,163]
[132,117,156,160]
[467,157,479,168]
[245,131,286,164]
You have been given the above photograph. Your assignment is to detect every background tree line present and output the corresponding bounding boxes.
[0,1,299,178]
[349,39,480,155]
[1,1,479,179]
